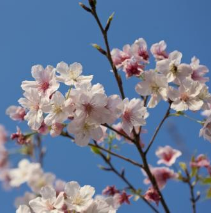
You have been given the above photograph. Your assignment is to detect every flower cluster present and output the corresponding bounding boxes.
[16,181,119,213]
[7,62,148,147]
[111,38,211,140]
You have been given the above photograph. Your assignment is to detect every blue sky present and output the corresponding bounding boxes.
[0,0,210,212]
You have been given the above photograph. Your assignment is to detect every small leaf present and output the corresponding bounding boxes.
[206,187,211,199]
[190,167,198,178]
[201,177,211,185]
[179,162,187,171]
[105,12,115,32]
[91,146,101,155]
[91,44,106,55]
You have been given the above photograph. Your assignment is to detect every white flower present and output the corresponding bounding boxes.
[16,205,32,213]
[131,38,149,63]
[64,181,95,212]
[6,106,26,121]
[199,116,211,142]
[72,83,110,124]
[168,79,203,111]
[135,70,168,108]
[44,91,73,126]
[18,88,47,130]
[155,146,182,166]
[21,65,59,97]
[67,117,103,146]
[15,192,36,208]
[190,56,209,83]
[29,185,64,213]
[156,51,192,83]
[56,62,93,86]
[0,124,7,144]
[9,159,41,187]
[28,170,55,194]
[150,40,168,61]
[197,84,211,110]
[120,98,148,135]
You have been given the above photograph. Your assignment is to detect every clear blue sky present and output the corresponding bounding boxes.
[0,0,210,212]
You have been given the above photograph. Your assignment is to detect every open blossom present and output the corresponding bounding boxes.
[56,61,93,86]
[44,91,73,126]
[190,56,209,83]
[15,192,36,208]
[9,159,41,187]
[21,65,59,97]
[0,125,7,144]
[156,51,192,83]
[144,187,161,206]
[114,191,132,205]
[6,106,26,121]
[150,40,168,61]
[120,98,148,135]
[64,181,95,212]
[131,38,149,63]
[68,117,103,146]
[18,88,47,130]
[123,58,144,78]
[190,154,211,174]
[197,84,211,110]
[16,205,32,213]
[50,123,64,137]
[111,45,131,69]
[143,167,178,189]
[168,79,203,111]
[199,116,211,142]
[156,146,182,166]
[135,70,168,108]
[102,186,119,196]
[29,185,64,213]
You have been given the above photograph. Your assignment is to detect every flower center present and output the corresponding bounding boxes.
[53,106,62,114]
[169,64,178,75]
[180,93,189,102]
[73,194,84,205]
[40,82,50,92]
[123,110,131,122]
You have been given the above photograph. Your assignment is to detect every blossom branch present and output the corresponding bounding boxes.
[145,104,171,155]
[96,143,160,213]
[90,141,143,168]
[81,1,126,99]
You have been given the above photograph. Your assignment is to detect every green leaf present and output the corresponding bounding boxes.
[179,162,187,171]
[206,187,211,199]
[91,146,101,155]
[201,177,211,185]
[191,167,198,178]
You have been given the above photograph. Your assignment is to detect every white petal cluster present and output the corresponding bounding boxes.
[16,181,118,213]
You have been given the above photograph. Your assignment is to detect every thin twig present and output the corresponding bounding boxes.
[89,142,143,168]
[145,104,171,155]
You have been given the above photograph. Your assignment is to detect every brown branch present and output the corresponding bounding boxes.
[145,104,171,155]
[89,142,143,168]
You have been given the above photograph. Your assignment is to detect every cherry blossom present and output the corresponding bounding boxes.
[144,187,160,206]
[6,106,26,121]
[21,65,59,98]
[18,89,47,130]
[0,125,7,144]
[15,192,36,208]
[155,146,182,166]
[131,38,149,63]
[44,91,73,126]
[168,79,203,111]
[11,127,31,145]
[114,191,132,205]
[143,166,178,189]
[50,123,64,137]
[16,205,32,213]
[156,51,192,83]
[190,56,209,83]
[120,98,148,135]
[9,159,41,187]
[102,186,119,196]
[67,117,103,146]
[150,40,168,61]
[135,70,168,108]
[199,116,211,142]
[64,181,95,212]
[29,185,64,213]
[56,61,93,86]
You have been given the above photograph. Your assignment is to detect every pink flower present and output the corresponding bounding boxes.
[150,40,168,61]
[143,167,178,189]
[11,127,31,145]
[144,187,161,206]
[123,58,144,78]
[190,56,209,83]
[190,154,211,174]
[131,38,149,63]
[102,185,119,196]
[50,123,64,137]
[38,122,49,135]
[6,106,26,121]
[114,191,132,205]
[0,125,7,144]
[21,65,60,98]
[111,45,131,69]
[155,146,182,166]
[0,146,8,168]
